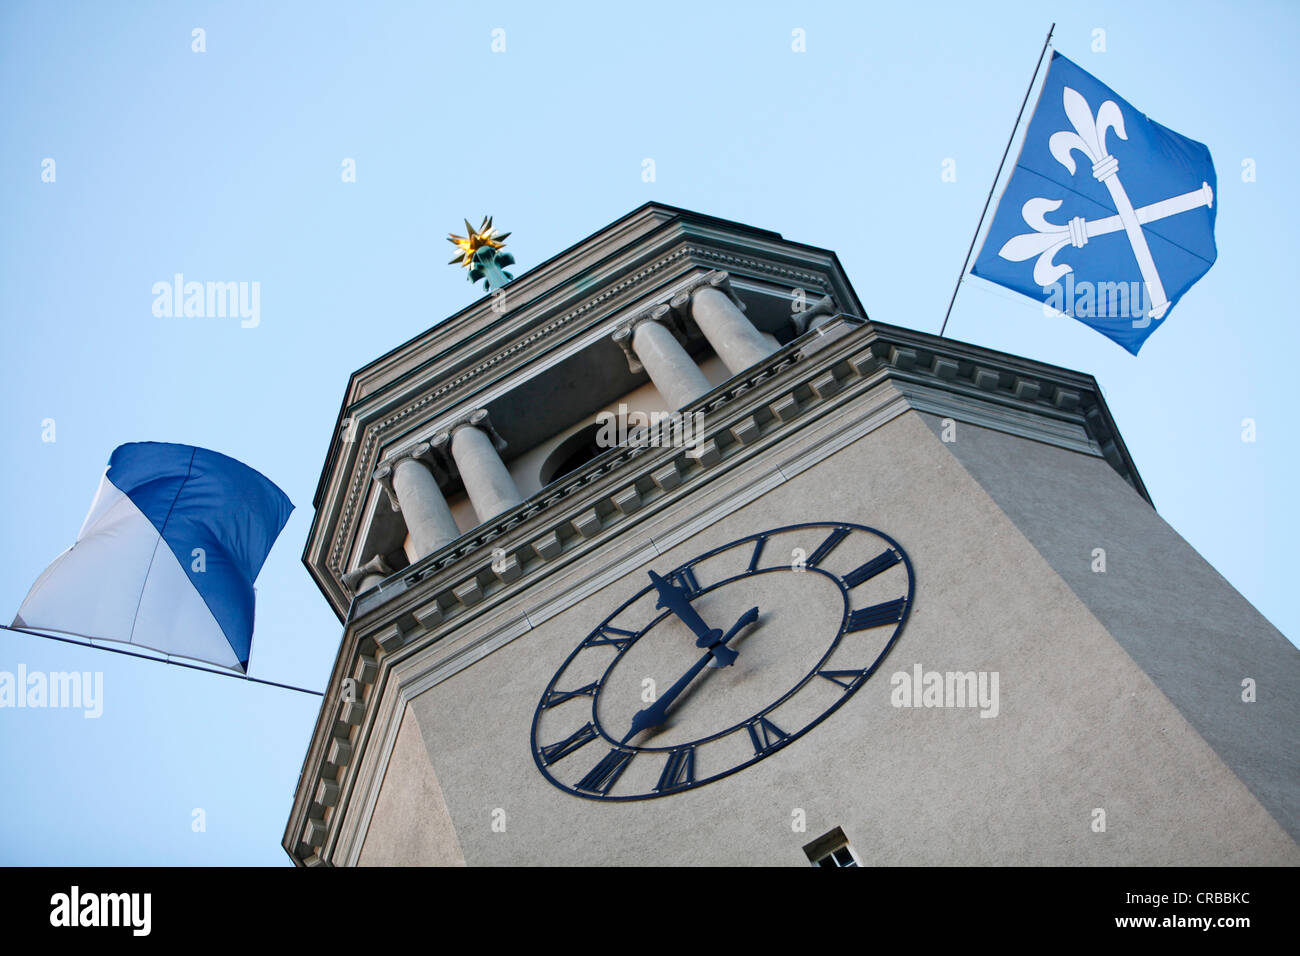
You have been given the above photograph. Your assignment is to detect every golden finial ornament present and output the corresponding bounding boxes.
[447,216,515,291]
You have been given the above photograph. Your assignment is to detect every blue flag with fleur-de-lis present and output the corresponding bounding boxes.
[972,52,1217,355]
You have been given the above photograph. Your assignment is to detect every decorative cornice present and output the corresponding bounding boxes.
[694,246,829,289]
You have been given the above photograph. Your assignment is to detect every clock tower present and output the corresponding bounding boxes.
[285,204,1299,866]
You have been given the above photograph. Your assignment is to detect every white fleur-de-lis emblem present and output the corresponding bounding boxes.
[998,86,1213,325]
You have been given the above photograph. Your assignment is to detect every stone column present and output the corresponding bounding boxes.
[798,293,838,332]
[612,304,711,410]
[434,410,523,524]
[676,270,774,376]
[374,442,461,560]
[342,555,391,595]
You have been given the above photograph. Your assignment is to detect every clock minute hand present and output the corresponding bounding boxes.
[620,607,759,745]
[647,569,723,648]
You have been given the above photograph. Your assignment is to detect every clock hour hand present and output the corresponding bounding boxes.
[620,607,759,744]
[647,569,722,648]
[713,605,759,663]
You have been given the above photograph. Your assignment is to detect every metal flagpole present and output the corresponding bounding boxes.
[939,22,1055,338]
[0,622,324,696]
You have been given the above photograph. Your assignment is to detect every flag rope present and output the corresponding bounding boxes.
[939,22,1056,338]
[0,622,323,696]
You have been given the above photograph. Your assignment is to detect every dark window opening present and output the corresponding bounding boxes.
[539,422,609,487]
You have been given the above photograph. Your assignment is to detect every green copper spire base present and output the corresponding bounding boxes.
[470,246,515,292]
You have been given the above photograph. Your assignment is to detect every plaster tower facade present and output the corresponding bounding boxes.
[285,204,1298,866]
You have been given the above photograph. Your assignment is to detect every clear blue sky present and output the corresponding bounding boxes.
[2,1,1295,864]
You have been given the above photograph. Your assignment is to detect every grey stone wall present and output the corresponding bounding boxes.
[364,409,1297,865]
[919,412,1300,845]
[356,705,464,866]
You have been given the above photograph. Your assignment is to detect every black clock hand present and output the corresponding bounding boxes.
[708,605,757,667]
[647,569,722,648]
[620,606,759,744]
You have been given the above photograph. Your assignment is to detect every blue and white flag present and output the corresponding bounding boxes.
[14,443,292,672]
[972,52,1217,354]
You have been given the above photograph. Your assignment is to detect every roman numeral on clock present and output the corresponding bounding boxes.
[655,747,696,793]
[843,550,901,588]
[745,716,791,757]
[818,669,867,690]
[666,566,703,597]
[576,748,634,795]
[807,527,851,567]
[541,682,599,709]
[539,722,599,765]
[845,598,907,632]
[582,624,638,651]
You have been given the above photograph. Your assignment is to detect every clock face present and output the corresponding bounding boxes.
[530,521,914,800]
